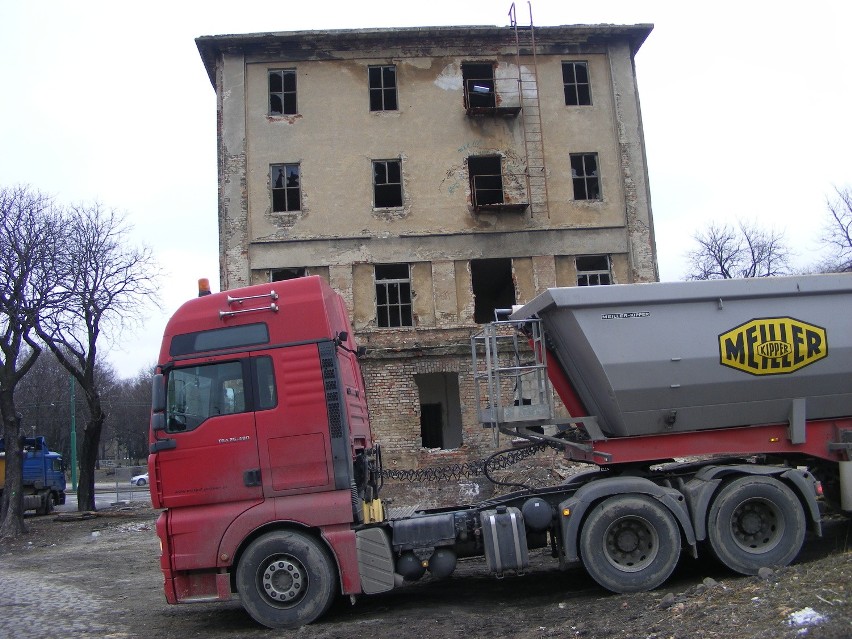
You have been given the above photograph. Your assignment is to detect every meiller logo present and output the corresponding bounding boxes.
[718,317,827,376]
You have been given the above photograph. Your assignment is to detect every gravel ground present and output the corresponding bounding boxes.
[1,503,850,639]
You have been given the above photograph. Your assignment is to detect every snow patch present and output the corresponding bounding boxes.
[458,482,480,499]
[786,607,827,632]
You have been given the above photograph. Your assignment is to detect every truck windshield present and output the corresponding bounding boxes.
[166,361,246,432]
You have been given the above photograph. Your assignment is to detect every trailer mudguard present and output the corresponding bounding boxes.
[558,476,696,563]
[683,464,822,540]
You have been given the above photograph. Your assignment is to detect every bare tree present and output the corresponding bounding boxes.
[0,186,65,538]
[685,220,792,280]
[14,348,79,455]
[818,186,852,273]
[108,364,157,464]
[36,203,160,512]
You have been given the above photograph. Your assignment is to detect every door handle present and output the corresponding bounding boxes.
[244,468,262,487]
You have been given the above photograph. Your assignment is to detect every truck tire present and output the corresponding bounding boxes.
[36,492,55,516]
[707,475,805,575]
[579,494,680,593]
[235,530,336,629]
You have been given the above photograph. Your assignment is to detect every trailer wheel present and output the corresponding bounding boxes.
[579,495,680,593]
[707,476,805,575]
[236,530,336,629]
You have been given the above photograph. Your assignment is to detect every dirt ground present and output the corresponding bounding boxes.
[1,503,850,639]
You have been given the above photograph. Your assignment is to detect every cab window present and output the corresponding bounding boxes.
[254,356,277,410]
[166,361,246,432]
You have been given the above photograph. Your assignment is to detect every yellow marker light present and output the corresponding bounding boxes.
[562,508,571,517]
[769,437,780,443]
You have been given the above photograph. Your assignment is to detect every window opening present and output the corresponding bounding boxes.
[415,373,463,449]
[462,62,496,109]
[562,62,591,106]
[420,404,443,448]
[468,156,504,208]
[271,164,301,212]
[570,153,600,200]
[373,159,403,208]
[166,361,246,433]
[576,255,612,286]
[471,258,515,323]
[270,267,307,282]
[369,65,398,111]
[375,264,413,327]
[269,69,297,115]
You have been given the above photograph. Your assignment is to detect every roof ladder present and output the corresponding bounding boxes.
[510,2,549,218]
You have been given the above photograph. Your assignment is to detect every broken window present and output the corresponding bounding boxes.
[562,62,591,106]
[471,258,515,323]
[269,69,297,115]
[375,264,413,328]
[369,65,398,111]
[462,62,496,109]
[270,164,301,212]
[576,255,612,286]
[270,267,307,282]
[570,153,600,200]
[416,373,463,449]
[373,159,403,208]
[468,156,504,208]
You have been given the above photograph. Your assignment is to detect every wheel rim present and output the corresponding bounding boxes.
[602,515,659,572]
[728,497,784,553]
[259,555,308,607]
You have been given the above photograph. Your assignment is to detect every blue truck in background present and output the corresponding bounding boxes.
[0,436,66,515]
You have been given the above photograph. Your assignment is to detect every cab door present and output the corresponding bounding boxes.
[153,359,262,509]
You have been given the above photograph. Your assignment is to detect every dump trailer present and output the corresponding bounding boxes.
[0,436,67,515]
[148,274,852,629]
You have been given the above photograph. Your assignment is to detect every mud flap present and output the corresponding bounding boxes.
[355,528,395,594]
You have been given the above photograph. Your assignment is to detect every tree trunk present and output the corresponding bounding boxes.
[76,394,105,512]
[0,391,28,538]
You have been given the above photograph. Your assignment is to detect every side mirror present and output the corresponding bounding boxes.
[151,373,166,413]
[151,412,166,432]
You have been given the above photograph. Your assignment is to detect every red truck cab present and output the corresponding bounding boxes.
[149,276,377,621]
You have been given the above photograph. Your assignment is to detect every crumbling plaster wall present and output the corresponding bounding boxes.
[213,31,657,290]
[607,41,658,283]
[242,55,532,243]
[216,38,656,278]
[217,53,250,289]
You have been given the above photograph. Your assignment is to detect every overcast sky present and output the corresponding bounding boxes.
[2,1,850,379]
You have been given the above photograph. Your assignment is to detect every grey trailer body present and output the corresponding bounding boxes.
[512,274,852,438]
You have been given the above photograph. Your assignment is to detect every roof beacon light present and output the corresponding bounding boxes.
[198,278,212,297]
